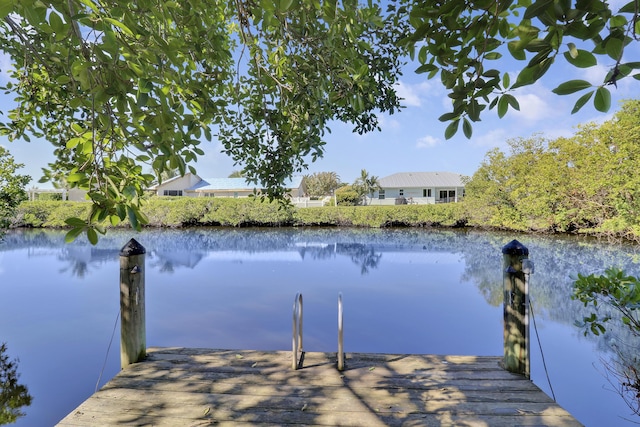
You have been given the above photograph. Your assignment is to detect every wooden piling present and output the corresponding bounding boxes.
[502,239,530,378]
[120,238,146,369]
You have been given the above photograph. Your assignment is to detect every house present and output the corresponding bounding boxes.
[151,173,307,199]
[370,172,466,205]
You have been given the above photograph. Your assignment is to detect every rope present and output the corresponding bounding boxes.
[530,298,557,402]
[95,308,120,393]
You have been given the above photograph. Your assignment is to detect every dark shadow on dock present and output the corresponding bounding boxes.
[57,347,583,426]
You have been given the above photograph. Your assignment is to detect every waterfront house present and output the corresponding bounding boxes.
[371,171,466,205]
[151,173,307,199]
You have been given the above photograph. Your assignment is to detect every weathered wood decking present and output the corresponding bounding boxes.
[57,347,582,426]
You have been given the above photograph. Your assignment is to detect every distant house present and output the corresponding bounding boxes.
[371,172,466,205]
[151,173,307,199]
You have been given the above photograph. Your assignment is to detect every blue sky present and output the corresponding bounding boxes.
[1,11,639,188]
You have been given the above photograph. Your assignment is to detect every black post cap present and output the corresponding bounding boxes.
[502,239,529,256]
[120,238,146,256]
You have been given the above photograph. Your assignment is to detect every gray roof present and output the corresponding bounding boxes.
[190,176,304,192]
[379,172,465,188]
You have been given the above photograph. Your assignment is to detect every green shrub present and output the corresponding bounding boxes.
[15,198,469,231]
[335,185,360,206]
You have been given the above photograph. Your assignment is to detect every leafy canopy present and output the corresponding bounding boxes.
[0,146,29,230]
[0,0,404,242]
[399,0,640,138]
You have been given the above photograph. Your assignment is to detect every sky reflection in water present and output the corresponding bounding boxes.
[1,227,639,426]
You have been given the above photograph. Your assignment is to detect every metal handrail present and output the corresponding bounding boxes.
[337,292,344,371]
[292,293,303,370]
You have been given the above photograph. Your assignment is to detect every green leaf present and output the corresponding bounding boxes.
[508,41,527,60]
[594,87,611,112]
[605,37,623,60]
[571,91,594,114]
[415,63,438,74]
[0,0,14,19]
[444,119,459,140]
[564,50,597,68]
[552,80,592,95]
[609,15,628,28]
[87,227,98,245]
[65,227,84,243]
[104,17,134,37]
[497,95,508,118]
[277,0,294,12]
[524,0,553,19]
[56,75,71,84]
[49,11,64,34]
[502,72,510,89]
[438,112,458,122]
[65,217,87,227]
[462,118,472,138]
[127,205,141,231]
[66,173,86,183]
[504,94,520,111]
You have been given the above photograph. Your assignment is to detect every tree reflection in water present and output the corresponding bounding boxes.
[0,343,32,425]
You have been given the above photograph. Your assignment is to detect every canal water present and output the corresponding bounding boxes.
[0,227,638,426]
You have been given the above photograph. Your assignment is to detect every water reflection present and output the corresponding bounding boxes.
[0,343,32,425]
[4,228,640,335]
[2,228,640,425]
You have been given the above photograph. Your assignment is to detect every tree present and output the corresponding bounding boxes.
[304,171,341,198]
[0,146,30,230]
[353,169,381,206]
[464,99,640,236]
[0,343,32,425]
[0,0,405,241]
[335,185,360,206]
[397,0,640,138]
[0,0,638,240]
[573,269,640,415]
[228,170,245,178]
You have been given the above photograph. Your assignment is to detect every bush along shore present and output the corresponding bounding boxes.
[12,198,468,229]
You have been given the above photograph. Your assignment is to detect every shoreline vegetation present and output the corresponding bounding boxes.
[10,198,638,242]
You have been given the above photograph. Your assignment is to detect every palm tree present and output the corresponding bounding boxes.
[228,170,245,178]
[354,169,381,205]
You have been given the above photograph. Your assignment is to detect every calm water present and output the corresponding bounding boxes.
[1,227,639,426]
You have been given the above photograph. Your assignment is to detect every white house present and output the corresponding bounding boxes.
[370,172,466,205]
[151,173,307,199]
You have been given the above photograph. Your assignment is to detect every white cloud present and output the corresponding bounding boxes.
[471,128,509,149]
[378,114,401,130]
[416,134,440,148]
[394,79,435,108]
[509,88,555,124]
[579,63,609,85]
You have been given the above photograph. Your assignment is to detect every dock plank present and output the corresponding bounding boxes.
[57,347,583,426]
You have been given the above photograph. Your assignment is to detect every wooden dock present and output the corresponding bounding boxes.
[57,347,582,426]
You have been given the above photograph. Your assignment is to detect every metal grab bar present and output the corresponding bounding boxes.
[337,292,344,371]
[292,293,303,370]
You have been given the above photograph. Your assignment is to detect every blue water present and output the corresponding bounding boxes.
[1,227,638,426]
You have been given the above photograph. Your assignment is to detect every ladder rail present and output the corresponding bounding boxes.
[292,292,303,370]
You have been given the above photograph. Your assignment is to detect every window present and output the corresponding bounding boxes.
[399,189,404,196]
[163,190,182,196]
[423,189,432,197]
[378,189,385,200]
